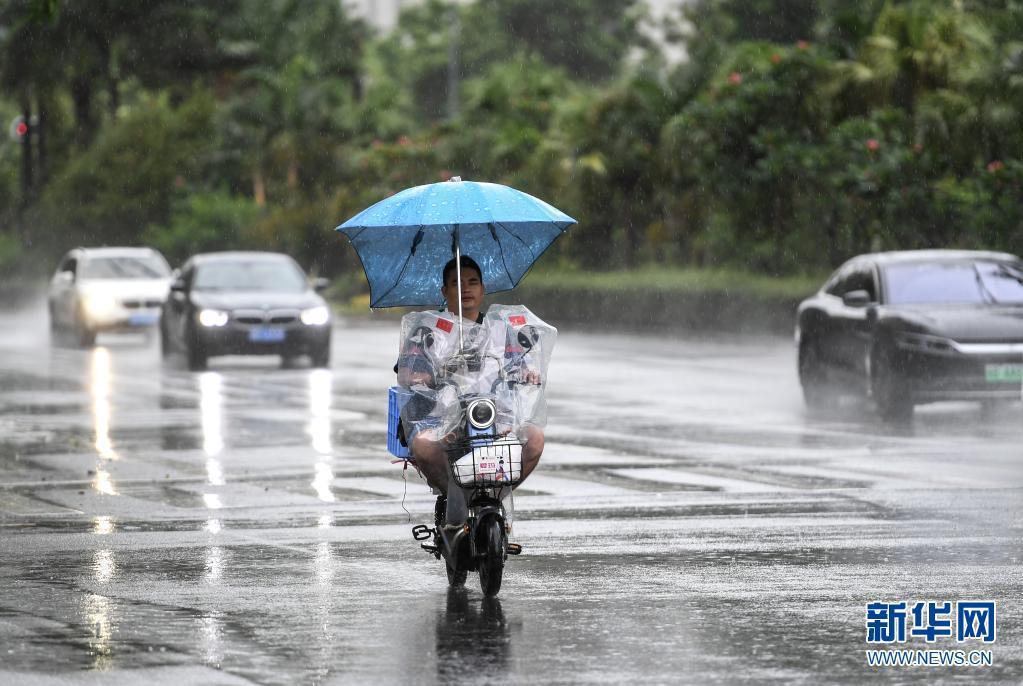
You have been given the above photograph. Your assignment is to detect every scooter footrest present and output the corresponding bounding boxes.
[506,543,522,555]
[420,543,440,556]
[411,524,434,541]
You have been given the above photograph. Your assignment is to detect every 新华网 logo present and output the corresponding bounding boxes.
[864,600,996,667]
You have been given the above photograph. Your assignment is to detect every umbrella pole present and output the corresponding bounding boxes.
[455,241,463,349]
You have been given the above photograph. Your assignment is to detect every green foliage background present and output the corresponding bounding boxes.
[1,0,1021,281]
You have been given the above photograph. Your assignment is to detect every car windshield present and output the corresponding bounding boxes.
[79,255,170,279]
[193,260,307,293]
[884,260,1023,305]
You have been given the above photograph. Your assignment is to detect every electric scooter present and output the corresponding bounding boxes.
[412,389,523,596]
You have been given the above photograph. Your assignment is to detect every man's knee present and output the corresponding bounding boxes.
[412,434,442,464]
[522,427,544,462]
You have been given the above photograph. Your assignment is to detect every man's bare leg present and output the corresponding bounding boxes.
[411,433,449,493]
[518,425,544,482]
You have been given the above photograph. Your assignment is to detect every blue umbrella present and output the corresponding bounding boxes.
[336,178,576,310]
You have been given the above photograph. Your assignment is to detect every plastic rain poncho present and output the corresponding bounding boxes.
[396,304,556,442]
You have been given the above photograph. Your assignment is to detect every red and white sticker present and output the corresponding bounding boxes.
[436,318,453,333]
[508,315,526,326]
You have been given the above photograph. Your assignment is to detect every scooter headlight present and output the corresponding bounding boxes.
[467,398,496,430]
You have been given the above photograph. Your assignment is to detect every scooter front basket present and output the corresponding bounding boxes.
[451,438,523,487]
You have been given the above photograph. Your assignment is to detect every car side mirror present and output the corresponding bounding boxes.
[170,278,186,293]
[312,277,329,293]
[56,270,74,284]
[842,289,871,308]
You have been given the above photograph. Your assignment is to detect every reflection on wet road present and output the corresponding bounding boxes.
[0,301,1020,684]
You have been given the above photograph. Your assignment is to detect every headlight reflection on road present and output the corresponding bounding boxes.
[92,516,114,535]
[199,372,224,457]
[90,347,118,462]
[199,372,226,511]
[308,371,336,502]
[315,541,334,586]
[93,549,116,583]
[200,612,225,668]
[92,469,117,496]
[206,459,225,487]
[308,370,333,455]
[312,462,335,503]
[204,546,224,583]
[82,593,115,671]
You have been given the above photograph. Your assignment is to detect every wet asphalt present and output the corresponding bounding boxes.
[0,299,1020,685]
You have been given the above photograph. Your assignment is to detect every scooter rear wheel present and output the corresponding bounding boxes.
[478,516,505,597]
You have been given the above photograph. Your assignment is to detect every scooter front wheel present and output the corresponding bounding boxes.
[477,516,505,597]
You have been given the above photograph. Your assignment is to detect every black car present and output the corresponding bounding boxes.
[797,250,1023,419]
[160,251,332,370]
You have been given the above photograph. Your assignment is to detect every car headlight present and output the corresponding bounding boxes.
[893,331,956,355]
[467,398,496,430]
[198,309,229,327]
[301,306,330,326]
[82,293,118,319]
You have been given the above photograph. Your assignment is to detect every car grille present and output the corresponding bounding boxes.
[232,309,300,327]
[122,299,162,309]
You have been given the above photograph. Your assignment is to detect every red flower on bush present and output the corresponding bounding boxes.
[797,40,810,50]
[728,71,742,85]
[770,53,781,64]
[866,138,880,152]
[987,160,1005,173]
[397,135,411,147]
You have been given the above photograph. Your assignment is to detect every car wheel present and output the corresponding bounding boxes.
[871,344,913,421]
[185,327,208,371]
[310,343,330,369]
[798,338,837,410]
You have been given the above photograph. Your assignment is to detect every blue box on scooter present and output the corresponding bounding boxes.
[387,386,412,458]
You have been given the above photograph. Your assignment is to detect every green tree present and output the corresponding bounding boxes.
[33,93,215,250]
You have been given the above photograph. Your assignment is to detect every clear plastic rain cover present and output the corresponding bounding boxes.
[395,304,556,443]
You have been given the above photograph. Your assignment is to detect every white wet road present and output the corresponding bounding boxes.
[0,299,1020,684]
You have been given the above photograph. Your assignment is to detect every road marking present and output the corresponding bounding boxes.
[608,467,795,493]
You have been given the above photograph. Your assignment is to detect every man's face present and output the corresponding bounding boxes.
[441,267,483,317]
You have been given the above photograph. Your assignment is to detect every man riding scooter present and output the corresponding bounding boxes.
[397,255,546,500]
[338,177,573,595]
[392,254,556,593]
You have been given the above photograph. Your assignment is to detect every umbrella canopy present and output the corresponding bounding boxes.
[337,178,576,309]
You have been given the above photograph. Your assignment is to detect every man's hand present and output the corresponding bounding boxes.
[523,370,542,385]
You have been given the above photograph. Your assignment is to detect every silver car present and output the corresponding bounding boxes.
[48,247,172,347]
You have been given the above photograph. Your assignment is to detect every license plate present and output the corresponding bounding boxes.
[128,312,158,326]
[984,363,1023,383]
[249,327,285,343]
